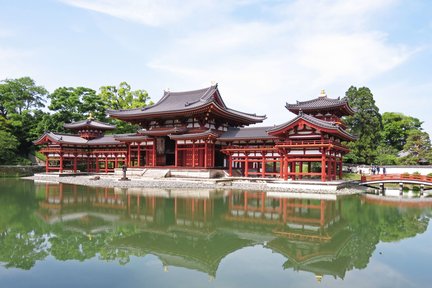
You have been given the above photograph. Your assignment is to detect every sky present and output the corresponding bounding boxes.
[1,0,431,134]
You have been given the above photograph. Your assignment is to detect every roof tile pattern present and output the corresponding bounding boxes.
[107,85,266,125]
[218,126,277,141]
[63,119,116,130]
[286,96,354,115]
[267,113,356,141]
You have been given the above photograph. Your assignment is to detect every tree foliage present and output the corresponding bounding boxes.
[344,86,382,164]
[381,112,422,151]
[0,130,19,163]
[0,77,48,157]
[400,130,432,164]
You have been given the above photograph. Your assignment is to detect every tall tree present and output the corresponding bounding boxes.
[98,82,153,133]
[381,112,423,151]
[99,82,151,110]
[0,77,46,118]
[344,86,382,164]
[400,130,432,164]
[46,87,101,133]
[0,77,48,159]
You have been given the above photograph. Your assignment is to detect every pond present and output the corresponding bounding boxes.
[1,178,431,288]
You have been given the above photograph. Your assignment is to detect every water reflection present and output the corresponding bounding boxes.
[1,179,431,282]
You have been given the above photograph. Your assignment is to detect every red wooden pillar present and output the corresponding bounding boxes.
[245,153,249,177]
[283,156,289,181]
[59,152,64,174]
[291,161,296,180]
[204,140,208,168]
[137,142,141,167]
[261,151,266,178]
[212,141,216,168]
[45,154,49,173]
[192,141,196,168]
[152,140,156,167]
[333,153,337,180]
[73,153,77,173]
[175,141,178,167]
[95,154,99,173]
[327,151,332,181]
[228,154,233,176]
[321,148,326,182]
[126,143,130,166]
[105,154,108,173]
[280,156,284,178]
[299,161,303,180]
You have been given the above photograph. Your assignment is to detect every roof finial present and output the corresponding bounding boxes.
[87,112,94,121]
[319,89,327,98]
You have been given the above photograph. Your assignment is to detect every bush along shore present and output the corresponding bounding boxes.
[0,165,45,177]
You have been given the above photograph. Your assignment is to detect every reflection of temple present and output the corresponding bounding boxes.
[36,183,353,278]
[225,191,352,279]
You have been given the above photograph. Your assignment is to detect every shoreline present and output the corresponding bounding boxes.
[25,174,365,195]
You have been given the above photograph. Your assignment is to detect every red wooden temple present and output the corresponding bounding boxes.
[34,85,355,181]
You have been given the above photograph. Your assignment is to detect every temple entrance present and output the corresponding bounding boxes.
[155,137,175,166]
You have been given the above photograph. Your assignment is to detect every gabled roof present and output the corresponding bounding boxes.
[169,129,220,140]
[113,134,151,142]
[267,113,356,141]
[218,126,277,142]
[107,85,266,126]
[286,93,354,116]
[138,127,188,136]
[33,132,123,146]
[63,119,116,130]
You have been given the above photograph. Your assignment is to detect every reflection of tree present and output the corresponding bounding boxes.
[1,179,432,277]
[0,179,48,270]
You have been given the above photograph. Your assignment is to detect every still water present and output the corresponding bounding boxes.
[1,178,431,288]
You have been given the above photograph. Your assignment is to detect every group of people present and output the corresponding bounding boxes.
[370,165,386,175]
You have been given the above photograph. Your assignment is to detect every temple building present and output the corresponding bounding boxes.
[34,85,355,181]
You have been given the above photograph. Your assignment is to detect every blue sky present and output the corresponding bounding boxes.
[1,0,431,134]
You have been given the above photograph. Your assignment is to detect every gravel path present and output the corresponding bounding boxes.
[25,174,364,195]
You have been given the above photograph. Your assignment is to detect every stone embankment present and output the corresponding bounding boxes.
[27,174,364,195]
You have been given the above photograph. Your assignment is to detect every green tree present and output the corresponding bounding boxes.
[0,77,48,159]
[381,112,423,151]
[99,82,153,133]
[99,82,151,110]
[0,130,19,163]
[344,86,382,164]
[0,77,46,118]
[400,130,432,164]
[374,145,400,165]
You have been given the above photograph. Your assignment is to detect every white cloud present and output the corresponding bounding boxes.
[60,0,227,26]
[144,0,415,125]
[54,0,422,130]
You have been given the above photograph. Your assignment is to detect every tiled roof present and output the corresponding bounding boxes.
[138,127,188,136]
[169,129,220,140]
[286,96,354,115]
[114,134,151,142]
[218,126,277,141]
[63,119,116,130]
[267,113,356,141]
[107,85,266,124]
[34,132,123,145]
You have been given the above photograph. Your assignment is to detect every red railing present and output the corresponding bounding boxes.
[361,174,432,183]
